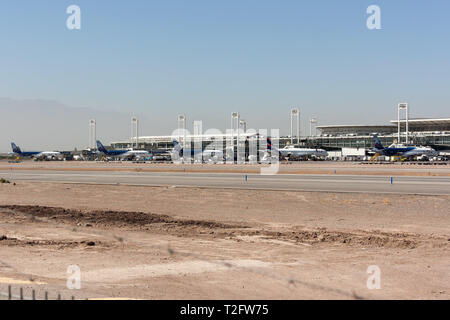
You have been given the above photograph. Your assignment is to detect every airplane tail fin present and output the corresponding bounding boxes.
[172,140,183,156]
[266,137,279,152]
[96,140,108,153]
[372,134,384,150]
[172,140,182,150]
[11,142,22,154]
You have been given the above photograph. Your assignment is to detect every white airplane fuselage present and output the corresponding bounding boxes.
[118,150,150,160]
[278,146,328,159]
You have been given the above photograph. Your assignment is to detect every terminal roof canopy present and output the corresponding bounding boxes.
[317,118,450,136]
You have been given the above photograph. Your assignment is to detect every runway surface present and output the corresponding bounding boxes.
[3,170,450,195]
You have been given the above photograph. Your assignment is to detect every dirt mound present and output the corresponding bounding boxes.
[285,229,418,249]
[1,205,446,250]
[235,226,447,249]
[0,236,105,248]
[0,205,244,230]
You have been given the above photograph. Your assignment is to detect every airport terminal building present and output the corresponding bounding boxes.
[110,118,450,159]
[312,118,450,149]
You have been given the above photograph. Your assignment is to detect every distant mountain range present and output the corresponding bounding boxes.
[0,98,147,152]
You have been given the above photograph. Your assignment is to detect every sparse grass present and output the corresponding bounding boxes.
[0,178,10,184]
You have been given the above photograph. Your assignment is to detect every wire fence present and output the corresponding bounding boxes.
[0,285,75,300]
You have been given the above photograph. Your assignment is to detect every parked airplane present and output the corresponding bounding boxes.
[372,134,437,159]
[96,140,149,160]
[267,138,328,160]
[171,140,229,163]
[11,142,62,160]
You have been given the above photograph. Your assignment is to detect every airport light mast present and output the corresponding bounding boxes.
[239,119,247,133]
[309,116,318,137]
[398,103,409,144]
[178,114,186,147]
[131,117,139,149]
[89,119,96,150]
[290,108,300,144]
[231,112,240,163]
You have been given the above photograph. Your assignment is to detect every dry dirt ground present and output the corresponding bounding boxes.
[0,181,449,300]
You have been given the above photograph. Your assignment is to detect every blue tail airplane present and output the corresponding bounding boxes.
[371,134,437,159]
[96,140,149,160]
[11,142,62,159]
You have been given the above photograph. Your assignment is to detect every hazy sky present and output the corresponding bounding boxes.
[1,1,449,151]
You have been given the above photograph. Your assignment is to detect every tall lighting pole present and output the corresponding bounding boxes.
[290,108,300,144]
[89,119,96,149]
[239,119,246,133]
[231,112,240,163]
[178,114,186,147]
[131,117,139,149]
[398,103,409,144]
[309,117,317,137]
